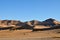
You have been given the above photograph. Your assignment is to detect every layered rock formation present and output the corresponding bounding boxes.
[25,20,42,26]
[0,18,60,31]
[25,18,60,30]
[42,18,60,26]
[0,20,23,27]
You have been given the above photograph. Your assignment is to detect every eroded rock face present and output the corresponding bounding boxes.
[25,18,60,30]
[0,20,33,30]
[25,20,42,26]
[42,18,60,26]
[0,18,60,30]
[25,18,60,27]
[0,20,24,27]
[0,18,60,27]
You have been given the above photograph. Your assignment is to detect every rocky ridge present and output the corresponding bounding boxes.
[0,18,60,31]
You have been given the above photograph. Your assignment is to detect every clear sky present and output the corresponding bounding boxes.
[0,0,60,21]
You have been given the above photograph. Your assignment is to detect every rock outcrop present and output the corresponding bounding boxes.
[25,20,42,26]
[42,18,60,26]
[0,18,60,31]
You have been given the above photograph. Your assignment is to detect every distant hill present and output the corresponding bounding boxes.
[25,20,42,26]
[42,18,60,26]
[0,18,60,31]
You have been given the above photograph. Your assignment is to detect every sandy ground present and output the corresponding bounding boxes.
[0,29,60,40]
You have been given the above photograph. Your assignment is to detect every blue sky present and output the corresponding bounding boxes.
[0,0,60,21]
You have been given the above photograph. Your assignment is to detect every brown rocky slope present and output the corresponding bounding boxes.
[0,18,60,31]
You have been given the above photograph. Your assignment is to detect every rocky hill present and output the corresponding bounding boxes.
[42,18,60,26]
[0,20,23,27]
[0,18,60,31]
[25,20,42,26]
